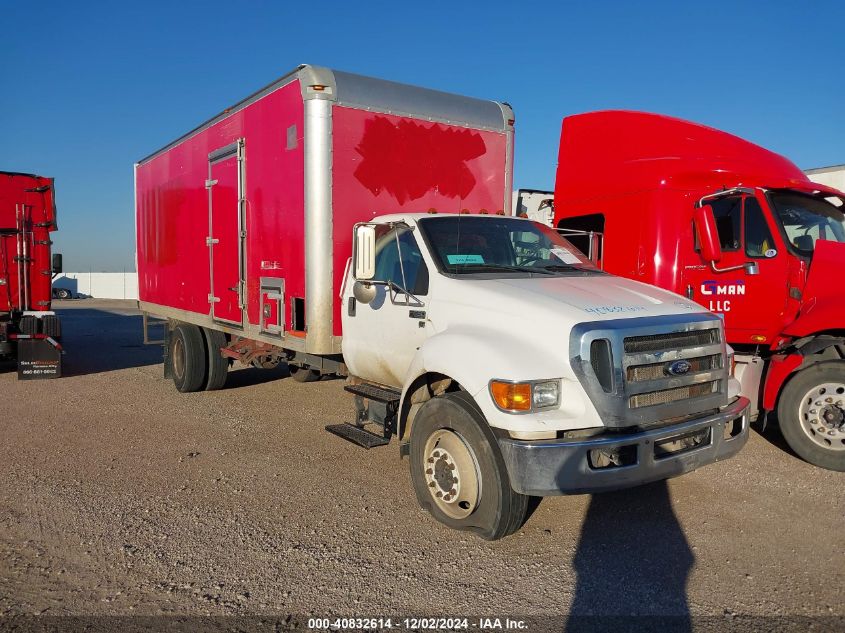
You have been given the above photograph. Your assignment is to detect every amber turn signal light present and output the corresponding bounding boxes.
[490,381,532,411]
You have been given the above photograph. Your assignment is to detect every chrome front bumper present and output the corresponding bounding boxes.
[498,397,750,496]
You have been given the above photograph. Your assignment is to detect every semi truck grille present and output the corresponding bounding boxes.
[627,354,722,382]
[623,328,720,353]
[629,380,719,409]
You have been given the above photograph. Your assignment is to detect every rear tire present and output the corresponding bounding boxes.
[289,365,320,383]
[169,323,207,393]
[18,316,37,335]
[202,328,228,391]
[409,391,530,540]
[54,288,71,300]
[40,315,61,339]
[778,361,845,471]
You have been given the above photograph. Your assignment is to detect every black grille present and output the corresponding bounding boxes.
[629,381,719,409]
[627,354,722,382]
[623,328,720,353]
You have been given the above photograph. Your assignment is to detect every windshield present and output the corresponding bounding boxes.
[769,191,845,255]
[417,216,599,276]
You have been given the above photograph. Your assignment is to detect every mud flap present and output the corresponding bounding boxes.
[17,338,62,379]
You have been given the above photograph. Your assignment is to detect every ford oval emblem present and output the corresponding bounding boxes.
[667,360,692,376]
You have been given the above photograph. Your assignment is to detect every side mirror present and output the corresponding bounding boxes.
[354,225,376,280]
[353,280,377,304]
[52,253,63,274]
[693,205,722,263]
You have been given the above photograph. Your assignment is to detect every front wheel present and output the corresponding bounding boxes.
[410,391,530,540]
[777,361,845,472]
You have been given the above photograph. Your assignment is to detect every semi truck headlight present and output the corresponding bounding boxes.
[490,380,560,413]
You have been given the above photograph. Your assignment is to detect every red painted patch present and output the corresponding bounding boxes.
[354,116,486,204]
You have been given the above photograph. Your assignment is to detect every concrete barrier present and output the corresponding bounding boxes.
[54,272,139,300]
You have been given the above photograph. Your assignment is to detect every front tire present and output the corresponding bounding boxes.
[409,391,530,540]
[169,323,207,393]
[777,361,845,472]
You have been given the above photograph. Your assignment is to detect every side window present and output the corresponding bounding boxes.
[709,197,742,251]
[373,226,429,296]
[744,196,775,258]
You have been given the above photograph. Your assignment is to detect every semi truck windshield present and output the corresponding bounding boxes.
[770,191,845,254]
[418,216,598,276]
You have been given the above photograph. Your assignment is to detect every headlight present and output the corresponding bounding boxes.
[490,379,560,413]
[532,380,560,409]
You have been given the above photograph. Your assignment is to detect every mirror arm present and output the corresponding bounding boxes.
[387,280,423,307]
[710,261,759,275]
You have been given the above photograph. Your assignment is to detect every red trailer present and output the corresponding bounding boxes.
[136,64,514,382]
[0,171,63,374]
[554,111,845,471]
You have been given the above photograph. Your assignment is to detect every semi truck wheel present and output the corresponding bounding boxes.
[289,365,320,382]
[202,328,228,391]
[40,315,61,339]
[778,361,845,472]
[169,323,207,393]
[409,391,530,540]
[54,288,72,300]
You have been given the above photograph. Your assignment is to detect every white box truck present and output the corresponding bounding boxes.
[137,66,749,539]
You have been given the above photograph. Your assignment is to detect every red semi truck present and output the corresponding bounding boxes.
[0,171,63,370]
[554,111,845,471]
[136,67,748,537]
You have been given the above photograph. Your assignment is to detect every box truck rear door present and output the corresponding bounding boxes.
[208,142,244,326]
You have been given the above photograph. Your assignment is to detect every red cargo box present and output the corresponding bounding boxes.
[136,65,514,355]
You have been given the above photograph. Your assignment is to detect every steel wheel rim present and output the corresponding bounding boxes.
[172,336,185,380]
[798,382,845,451]
[423,429,480,520]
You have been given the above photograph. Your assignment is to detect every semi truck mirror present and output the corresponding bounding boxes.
[52,253,63,274]
[353,280,377,304]
[354,225,376,280]
[693,205,722,263]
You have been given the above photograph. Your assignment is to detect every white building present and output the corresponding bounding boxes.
[805,164,845,191]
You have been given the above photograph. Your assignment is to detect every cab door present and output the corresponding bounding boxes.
[683,192,789,345]
[341,224,431,388]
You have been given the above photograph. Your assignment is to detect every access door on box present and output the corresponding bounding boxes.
[207,140,245,325]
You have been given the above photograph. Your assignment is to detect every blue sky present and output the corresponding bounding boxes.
[2,0,843,271]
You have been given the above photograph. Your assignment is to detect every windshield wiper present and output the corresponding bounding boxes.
[539,264,582,271]
[454,263,555,275]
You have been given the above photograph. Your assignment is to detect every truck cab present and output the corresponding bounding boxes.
[554,110,845,471]
[341,212,748,538]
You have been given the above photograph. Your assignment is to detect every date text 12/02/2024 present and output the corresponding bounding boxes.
[307,617,528,630]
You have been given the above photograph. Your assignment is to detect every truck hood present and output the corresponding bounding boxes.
[430,272,709,344]
[480,273,705,320]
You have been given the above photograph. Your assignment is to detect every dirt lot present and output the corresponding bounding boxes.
[0,300,843,630]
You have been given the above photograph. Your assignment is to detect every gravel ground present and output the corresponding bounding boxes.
[0,300,842,630]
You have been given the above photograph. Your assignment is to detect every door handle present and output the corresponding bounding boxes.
[409,310,426,319]
[228,286,238,292]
